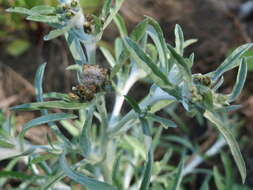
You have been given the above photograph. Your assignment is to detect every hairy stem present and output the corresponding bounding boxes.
[182,137,226,176]
[109,72,140,127]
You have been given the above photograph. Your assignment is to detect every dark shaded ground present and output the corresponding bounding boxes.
[1,0,253,188]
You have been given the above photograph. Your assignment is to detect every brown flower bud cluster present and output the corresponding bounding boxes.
[69,64,110,101]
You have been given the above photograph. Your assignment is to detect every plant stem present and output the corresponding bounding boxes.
[109,72,139,127]
[182,137,226,176]
[108,88,176,136]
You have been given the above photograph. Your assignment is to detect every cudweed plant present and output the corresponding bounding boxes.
[1,0,252,189]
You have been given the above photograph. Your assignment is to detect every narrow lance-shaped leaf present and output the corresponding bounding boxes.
[65,32,87,65]
[125,37,172,86]
[34,63,72,148]
[147,113,177,129]
[60,154,116,190]
[43,92,70,100]
[19,113,77,141]
[100,46,117,67]
[27,15,59,23]
[212,43,253,81]
[130,19,148,42]
[30,5,56,15]
[228,58,247,102]
[6,7,33,15]
[44,25,72,41]
[113,13,128,37]
[213,167,226,190]
[112,151,123,189]
[103,0,124,30]
[183,39,198,49]
[124,96,151,136]
[79,106,95,157]
[164,136,195,152]
[221,153,233,188]
[30,153,56,165]
[146,17,168,71]
[124,95,142,114]
[213,76,224,92]
[175,24,184,56]
[140,118,151,137]
[172,158,185,190]
[35,63,47,103]
[204,111,246,183]
[140,148,153,190]
[101,0,112,19]
[11,101,89,111]
[167,44,192,81]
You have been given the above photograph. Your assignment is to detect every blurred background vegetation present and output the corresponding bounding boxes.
[1,0,253,189]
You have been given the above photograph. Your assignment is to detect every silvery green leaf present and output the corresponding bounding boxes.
[213,167,226,190]
[175,24,184,55]
[60,154,116,190]
[66,64,83,71]
[125,37,172,86]
[228,58,247,102]
[6,7,33,15]
[44,25,72,41]
[101,0,112,19]
[140,118,151,137]
[167,44,192,81]
[115,38,124,60]
[79,106,94,157]
[112,151,123,189]
[172,158,184,190]
[213,76,224,91]
[147,113,177,129]
[204,111,246,183]
[188,52,195,67]
[27,15,59,23]
[30,153,56,164]
[212,43,253,81]
[124,95,142,114]
[30,5,56,15]
[130,19,148,42]
[43,92,70,100]
[34,63,72,147]
[140,149,153,190]
[146,17,168,71]
[35,63,46,103]
[19,113,77,141]
[221,153,233,188]
[163,136,195,152]
[202,90,214,109]
[10,101,89,111]
[100,47,117,67]
[103,0,124,30]
[168,64,183,85]
[114,13,128,37]
[65,31,87,65]
[183,39,198,49]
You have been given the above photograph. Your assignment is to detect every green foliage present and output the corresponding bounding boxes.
[2,0,252,189]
